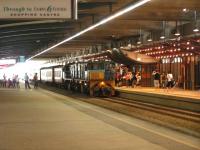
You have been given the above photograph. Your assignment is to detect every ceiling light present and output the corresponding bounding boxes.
[26,0,151,61]
[182,8,189,12]
[174,32,180,36]
[193,11,199,33]
[174,21,181,36]
[147,32,153,42]
[160,21,166,40]
[147,38,152,42]
[127,44,132,48]
[193,28,199,32]
[160,36,165,39]
[137,41,141,45]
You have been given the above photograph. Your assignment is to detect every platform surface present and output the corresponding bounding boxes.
[116,87,200,100]
[0,86,199,150]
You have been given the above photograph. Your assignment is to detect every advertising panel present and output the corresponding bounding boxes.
[0,0,72,19]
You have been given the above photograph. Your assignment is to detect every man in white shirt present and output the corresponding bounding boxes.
[166,72,173,88]
[24,73,31,89]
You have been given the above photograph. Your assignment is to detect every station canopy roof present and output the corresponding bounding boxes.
[0,0,200,60]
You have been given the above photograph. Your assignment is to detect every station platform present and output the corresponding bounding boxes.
[0,86,199,150]
[115,87,200,112]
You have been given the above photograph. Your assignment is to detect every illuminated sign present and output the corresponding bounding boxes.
[0,59,16,65]
[0,59,16,69]
[0,0,72,19]
[18,56,25,62]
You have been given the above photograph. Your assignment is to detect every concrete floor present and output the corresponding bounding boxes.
[0,86,199,150]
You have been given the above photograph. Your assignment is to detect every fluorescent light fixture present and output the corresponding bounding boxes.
[26,0,151,61]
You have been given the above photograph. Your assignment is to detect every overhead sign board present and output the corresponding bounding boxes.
[0,59,16,69]
[0,0,72,19]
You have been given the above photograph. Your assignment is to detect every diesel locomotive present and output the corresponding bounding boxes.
[40,53,115,96]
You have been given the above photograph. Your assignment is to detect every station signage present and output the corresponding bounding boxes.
[0,0,72,19]
[0,59,16,69]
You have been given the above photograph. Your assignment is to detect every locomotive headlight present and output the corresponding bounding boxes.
[100,81,105,86]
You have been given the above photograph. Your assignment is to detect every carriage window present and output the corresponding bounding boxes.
[54,71,61,77]
[46,71,52,77]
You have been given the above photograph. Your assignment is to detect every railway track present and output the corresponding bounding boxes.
[75,95,200,123]
[75,96,200,137]
[39,84,200,137]
[40,84,200,123]
[101,97,200,123]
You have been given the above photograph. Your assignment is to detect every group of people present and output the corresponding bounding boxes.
[0,73,38,89]
[0,74,20,88]
[115,67,176,90]
[152,70,176,89]
[24,73,39,89]
[115,71,142,88]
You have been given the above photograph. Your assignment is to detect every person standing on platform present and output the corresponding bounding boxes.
[131,72,137,88]
[125,73,129,87]
[33,73,38,89]
[160,72,167,88]
[152,70,160,88]
[3,74,7,88]
[24,73,31,89]
[125,72,132,88]
[12,74,16,88]
[136,72,141,86]
[16,75,20,88]
[166,72,173,91]
[115,72,120,87]
[7,78,13,88]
